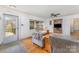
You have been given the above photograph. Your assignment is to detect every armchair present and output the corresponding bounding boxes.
[32,32,44,47]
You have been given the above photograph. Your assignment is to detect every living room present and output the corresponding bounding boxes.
[0,5,79,53]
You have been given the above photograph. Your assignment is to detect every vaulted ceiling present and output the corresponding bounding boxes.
[3,5,79,19]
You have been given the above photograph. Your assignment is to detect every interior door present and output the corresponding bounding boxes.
[71,18,79,36]
[3,14,19,44]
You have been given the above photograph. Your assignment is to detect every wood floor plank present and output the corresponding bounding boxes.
[20,34,51,53]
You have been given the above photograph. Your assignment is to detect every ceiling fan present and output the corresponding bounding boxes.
[50,13,60,17]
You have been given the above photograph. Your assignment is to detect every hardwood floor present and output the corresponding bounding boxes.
[20,34,51,53]
[20,32,79,53]
[71,31,79,37]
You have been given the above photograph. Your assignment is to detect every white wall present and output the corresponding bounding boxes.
[44,18,53,33]
[0,6,44,44]
[62,16,71,35]
[20,14,44,39]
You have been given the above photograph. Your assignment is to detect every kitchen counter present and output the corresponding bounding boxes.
[49,34,79,53]
[50,34,79,43]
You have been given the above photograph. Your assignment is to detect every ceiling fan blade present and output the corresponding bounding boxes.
[50,13,55,17]
[50,13,60,17]
[56,13,60,15]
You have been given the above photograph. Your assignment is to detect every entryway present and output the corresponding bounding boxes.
[2,14,19,44]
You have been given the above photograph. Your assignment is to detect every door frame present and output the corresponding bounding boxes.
[73,18,79,32]
[3,13,19,44]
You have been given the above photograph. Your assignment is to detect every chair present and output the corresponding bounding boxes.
[32,32,44,47]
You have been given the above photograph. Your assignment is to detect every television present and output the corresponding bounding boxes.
[54,24,62,28]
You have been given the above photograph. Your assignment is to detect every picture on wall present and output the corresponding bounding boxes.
[49,20,52,25]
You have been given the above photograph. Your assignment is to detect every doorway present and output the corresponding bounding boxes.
[3,14,19,44]
[71,18,79,37]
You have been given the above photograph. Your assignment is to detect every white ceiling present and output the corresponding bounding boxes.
[5,5,79,19]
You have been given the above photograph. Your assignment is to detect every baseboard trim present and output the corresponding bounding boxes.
[21,36,32,40]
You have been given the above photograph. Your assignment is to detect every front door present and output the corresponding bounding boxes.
[3,14,19,44]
